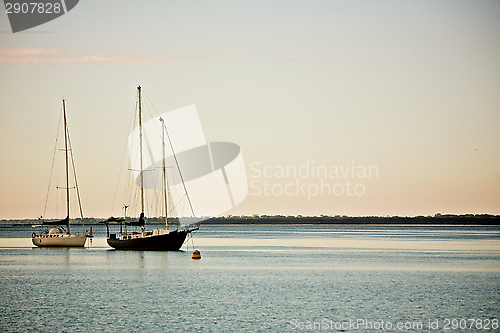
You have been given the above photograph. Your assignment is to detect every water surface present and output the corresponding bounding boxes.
[1,225,499,332]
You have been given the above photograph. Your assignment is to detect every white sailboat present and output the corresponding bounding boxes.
[32,99,87,247]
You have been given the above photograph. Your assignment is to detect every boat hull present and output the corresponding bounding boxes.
[107,230,189,251]
[32,234,87,247]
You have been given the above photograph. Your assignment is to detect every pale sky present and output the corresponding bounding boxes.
[0,0,499,219]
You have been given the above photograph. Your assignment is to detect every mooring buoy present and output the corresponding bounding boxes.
[192,249,201,260]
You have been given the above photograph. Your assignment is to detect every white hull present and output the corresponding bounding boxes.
[32,234,87,247]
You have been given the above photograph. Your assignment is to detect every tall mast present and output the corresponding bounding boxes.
[138,86,144,215]
[63,99,70,233]
[159,117,168,230]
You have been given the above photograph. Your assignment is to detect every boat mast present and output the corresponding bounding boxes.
[138,86,145,218]
[63,99,70,233]
[159,117,169,230]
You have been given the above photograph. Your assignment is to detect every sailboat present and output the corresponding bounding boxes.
[32,99,87,247]
[103,86,199,251]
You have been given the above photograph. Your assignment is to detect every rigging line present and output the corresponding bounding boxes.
[130,184,139,218]
[143,92,162,119]
[190,234,195,251]
[140,92,167,218]
[180,194,187,215]
[167,193,188,216]
[138,87,145,217]
[62,100,70,231]
[125,165,135,208]
[141,95,164,151]
[66,128,86,233]
[110,96,139,216]
[142,93,166,140]
[124,103,140,217]
[43,107,64,218]
[166,180,178,218]
[162,121,197,220]
[184,228,198,250]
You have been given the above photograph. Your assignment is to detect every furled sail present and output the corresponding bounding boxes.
[42,216,69,226]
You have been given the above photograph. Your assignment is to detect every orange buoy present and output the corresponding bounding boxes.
[192,249,201,260]
[89,227,93,238]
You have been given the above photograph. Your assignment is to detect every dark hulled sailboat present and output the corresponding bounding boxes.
[103,86,199,251]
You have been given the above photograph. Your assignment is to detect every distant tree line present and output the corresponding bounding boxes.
[203,214,500,225]
[1,214,499,226]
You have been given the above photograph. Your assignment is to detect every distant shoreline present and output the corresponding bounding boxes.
[204,215,500,225]
[1,215,499,226]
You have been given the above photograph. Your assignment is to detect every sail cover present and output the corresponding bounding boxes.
[126,213,145,226]
[42,216,69,226]
[102,217,125,224]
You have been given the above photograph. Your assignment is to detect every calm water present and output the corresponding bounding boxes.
[0,225,499,332]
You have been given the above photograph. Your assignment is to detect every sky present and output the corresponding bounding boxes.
[0,0,499,219]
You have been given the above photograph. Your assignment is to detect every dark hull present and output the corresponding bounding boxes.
[106,230,189,251]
